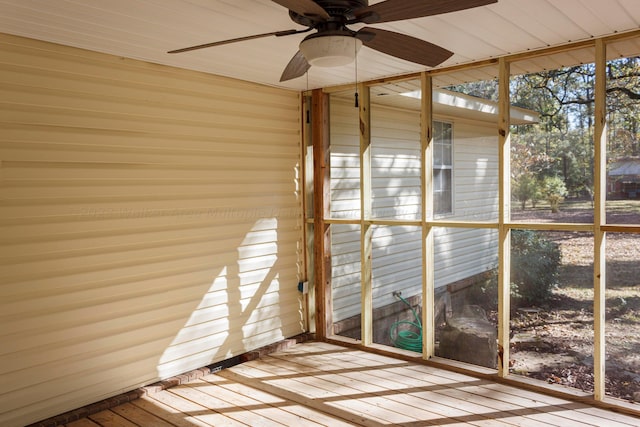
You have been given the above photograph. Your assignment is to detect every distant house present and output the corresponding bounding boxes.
[608,157,640,198]
[329,87,539,341]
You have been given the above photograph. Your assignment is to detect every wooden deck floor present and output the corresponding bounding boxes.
[65,341,640,427]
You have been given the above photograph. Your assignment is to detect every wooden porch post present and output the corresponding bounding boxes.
[593,38,607,400]
[312,88,332,339]
[359,83,373,346]
[421,72,435,358]
[497,57,512,377]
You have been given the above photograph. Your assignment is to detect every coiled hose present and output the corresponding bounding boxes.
[389,293,422,353]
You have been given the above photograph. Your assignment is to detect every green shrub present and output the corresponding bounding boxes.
[467,230,561,310]
[513,174,537,210]
[511,229,561,305]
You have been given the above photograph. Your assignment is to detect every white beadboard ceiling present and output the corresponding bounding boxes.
[0,0,639,91]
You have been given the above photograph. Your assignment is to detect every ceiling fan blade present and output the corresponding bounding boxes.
[280,51,311,82]
[354,0,497,24]
[168,29,298,54]
[271,0,330,20]
[357,27,453,67]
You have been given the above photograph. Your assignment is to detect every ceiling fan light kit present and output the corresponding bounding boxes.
[299,34,362,67]
[168,0,498,81]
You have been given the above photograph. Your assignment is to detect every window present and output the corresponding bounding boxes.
[434,121,453,215]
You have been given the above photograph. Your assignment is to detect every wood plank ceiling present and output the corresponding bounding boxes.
[0,0,639,91]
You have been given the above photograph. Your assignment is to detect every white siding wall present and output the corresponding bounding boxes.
[0,34,303,427]
[329,97,360,219]
[370,103,422,310]
[329,99,361,322]
[330,97,499,322]
[434,122,499,287]
[371,105,422,221]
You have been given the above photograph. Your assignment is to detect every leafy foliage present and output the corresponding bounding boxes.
[467,230,561,309]
[512,174,538,210]
[510,230,561,305]
[542,176,568,213]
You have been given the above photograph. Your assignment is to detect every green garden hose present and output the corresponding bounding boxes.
[390,293,422,353]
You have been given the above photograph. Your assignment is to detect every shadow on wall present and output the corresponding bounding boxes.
[156,215,303,379]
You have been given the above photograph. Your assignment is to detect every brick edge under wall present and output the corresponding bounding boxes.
[28,333,314,427]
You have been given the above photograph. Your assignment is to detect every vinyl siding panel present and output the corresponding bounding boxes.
[330,224,361,324]
[371,225,422,311]
[0,34,303,427]
[329,98,360,219]
[433,123,499,287]
[370,103,421,222]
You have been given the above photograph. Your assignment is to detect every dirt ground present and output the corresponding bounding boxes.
[509,201,640,402]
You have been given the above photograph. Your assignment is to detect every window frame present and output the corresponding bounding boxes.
[433,120,453,217]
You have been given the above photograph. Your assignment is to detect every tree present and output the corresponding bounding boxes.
[513,174,537,210]
[543,176,568,213]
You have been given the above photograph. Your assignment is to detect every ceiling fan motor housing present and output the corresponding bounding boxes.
[289,0,369,27]
[291,0,369,67]
[299,32,363,67]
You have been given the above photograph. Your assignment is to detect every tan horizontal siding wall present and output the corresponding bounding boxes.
[0,33,304,427]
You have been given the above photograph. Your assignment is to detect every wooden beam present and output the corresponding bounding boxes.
[359,83,373,345]
[507,222,593,232]
[302,94,314,333]
[323,75,421,94]
[421,72,435,359]
[593,38,607,401]
[497,57,511,378]
[312,88,332,339]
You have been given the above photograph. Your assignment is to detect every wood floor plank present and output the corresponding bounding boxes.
[148,388,246,427]
[265,356,524,426]
[170,381,285,427]
[192,375,326,427]
[218,362,401,426]
[88,410,138,427]
[131,396,218,427]
[328,345,640,426]
[259,355,466,424]
[203,373,357,427]
[251,357,425,425]
[302,355,552,410]
[65,418,101,427]
[266,344,640,427]
[110,402,176,427]
[577,406,640,426]
[342,365,566,427]
[262,352,516,426]
[384,368,593,426]
[266,344,505,426]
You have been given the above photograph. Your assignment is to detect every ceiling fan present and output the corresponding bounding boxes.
[168,0,498,82]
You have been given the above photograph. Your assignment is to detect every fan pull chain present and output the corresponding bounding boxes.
[354,43,359,108]
[306,72,310,124]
